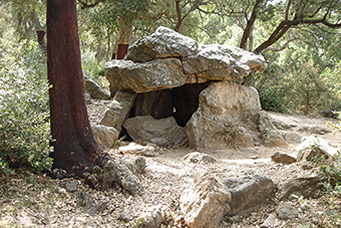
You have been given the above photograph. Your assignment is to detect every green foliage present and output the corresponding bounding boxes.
[0,37,53,175]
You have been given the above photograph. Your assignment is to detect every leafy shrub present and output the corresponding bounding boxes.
[0,40,53,174]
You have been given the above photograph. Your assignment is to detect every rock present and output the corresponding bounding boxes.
[297,125,332,135]
[119,142,156,157]
[100,91,136,131]
[296,136,339,162]
[136,205,167,228]
[83,70,110,100]
[283,131,302,144]
[119,211,134,222]
[268,114,298,130]
[187,81,261,149]
[88,202,107,215]
[134,156,146,174]
[123,115,188,147]
[260,129,288,147]
[271,152,297,164]
[125,26,199,62]
[59,180,78,192]
[76,191,93,212]
[133,89,173,119]
[92,125,119,149]
[180,173,231,228]
[183,152,216,165]
[253,111,288,147]
[102,159,143,196]
[222,174,275,215]
[85,93,92,104]
[105,58,195,94]
[278,173,326,200]
[106,27,266,94]
[182,44,266,80]
[260,212,279,228]
[275,204,299,220]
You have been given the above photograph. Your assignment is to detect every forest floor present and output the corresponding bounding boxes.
[0,99,340,228]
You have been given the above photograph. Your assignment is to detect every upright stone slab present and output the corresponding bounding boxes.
[187,81,261,149]
[100,91,136,132]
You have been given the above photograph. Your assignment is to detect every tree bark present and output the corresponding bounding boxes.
[47,0,102,176]
[112,18,132,60]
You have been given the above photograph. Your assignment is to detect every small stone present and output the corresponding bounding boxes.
[120,211,134,222]
[59,180,78,192]
[271,152,296,164]
[136,206,167,228]
[275,204,299,220]
[260,212,279,228]
[183,152,216,164]
[135,156,146,174]
[229,215,242,222]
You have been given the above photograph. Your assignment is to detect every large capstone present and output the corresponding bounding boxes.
[105,27,266,95]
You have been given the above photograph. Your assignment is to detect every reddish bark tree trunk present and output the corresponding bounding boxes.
[116,42,129,59]
[47,0,102,176]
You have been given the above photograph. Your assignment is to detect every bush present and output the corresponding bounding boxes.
[0,40,53,174]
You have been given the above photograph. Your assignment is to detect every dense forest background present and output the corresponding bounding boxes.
[0,0,340,173]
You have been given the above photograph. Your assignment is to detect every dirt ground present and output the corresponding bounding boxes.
[0,100,340,228]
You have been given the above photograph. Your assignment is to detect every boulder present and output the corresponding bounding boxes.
[278,173,326,201]
[92,125,119,149]
[187,81,261,149]
[125,26,199,62]
[271,152,297,164]
[83,70,110,100]
[123,115,188,147]
[183,152,216,165]
[180,173,231,228]
[100,91,136,132]
[296,136,339,162]
[182,44,266,80]
[106,27,266,94]
[222,174,275,215]
[105,58,196,94]
[253,111,288,147]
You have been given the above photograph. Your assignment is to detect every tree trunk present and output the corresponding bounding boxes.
[47,0,102,176]
[239,0,262,50]
[112,18,132,60]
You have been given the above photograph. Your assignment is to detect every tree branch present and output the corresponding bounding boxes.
[239,0,262,49]
[263,37,296,53]
[254,17,341,54]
